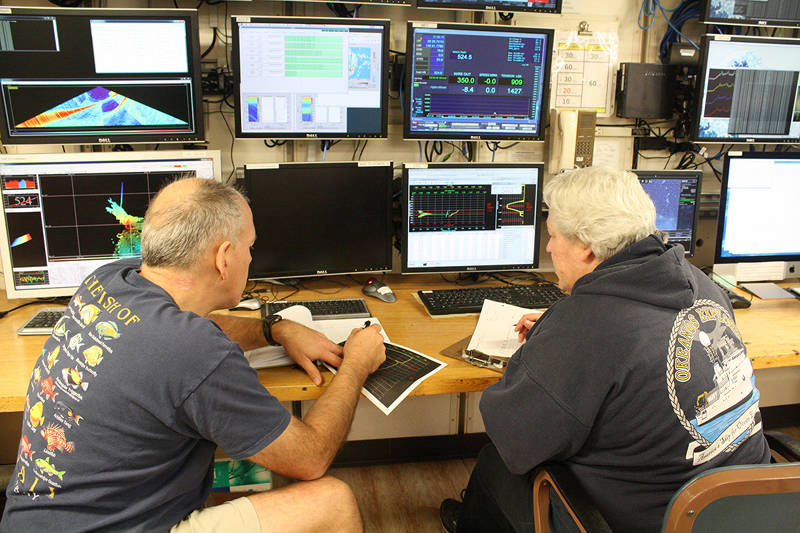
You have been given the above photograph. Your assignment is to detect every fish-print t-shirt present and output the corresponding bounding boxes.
[1,259,291,533]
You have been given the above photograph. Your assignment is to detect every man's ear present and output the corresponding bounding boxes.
[214,241,233,280]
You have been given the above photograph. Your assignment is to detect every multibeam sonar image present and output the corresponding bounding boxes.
[15,86,187,129]
[105,196,144,257]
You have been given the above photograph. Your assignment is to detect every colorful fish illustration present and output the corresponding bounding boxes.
[29,401,45,428]
[19,435,34,460]
[73,294,85,309]
[55,401,82,426]
[68,333,84,352]
[40,377,57,401]
[62,367,88,392]
[40,424,74,453]
[78,304,101,325]
[33,366,41,385]
[95,321,120,340]
[83,345,103,367]
[53,316,69,338]
[35,457,65,480]
[46,346,60,370]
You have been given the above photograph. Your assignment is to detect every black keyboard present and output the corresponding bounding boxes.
[17,307,68,336]
[417,284,566,316]
[266,298,371,320]
[711,279,752,309]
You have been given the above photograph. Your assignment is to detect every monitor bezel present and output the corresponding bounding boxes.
[415,0,561,14]
[700,0,800,28]
[403,22,554,142]
[691,34,800,144]
[0,150,222,299]
[243,161,394,280]
[0,6,205,146]
[231,16,391,141]
[401,162,543,274]
[714,150,800,264]
[630,169,703,257]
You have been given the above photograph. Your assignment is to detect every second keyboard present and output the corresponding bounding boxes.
[266,298,371,320]
[417,284,566,316]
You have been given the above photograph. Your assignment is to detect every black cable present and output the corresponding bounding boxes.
[264,139,287,148]
[201,28,217,59]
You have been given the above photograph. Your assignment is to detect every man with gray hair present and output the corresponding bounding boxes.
[440,166,770,533]
[1,178,385,533]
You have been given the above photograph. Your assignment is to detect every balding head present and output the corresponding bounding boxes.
[141,178,247,270]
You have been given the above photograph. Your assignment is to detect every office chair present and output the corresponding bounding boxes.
[532,431,800,533]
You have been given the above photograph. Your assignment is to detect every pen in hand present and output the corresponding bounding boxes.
[363,320,371,328]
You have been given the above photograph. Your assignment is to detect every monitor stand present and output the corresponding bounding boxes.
[712,262,797,299]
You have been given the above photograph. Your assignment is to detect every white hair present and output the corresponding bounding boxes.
[543,166,659,261]
[141,178,246,269]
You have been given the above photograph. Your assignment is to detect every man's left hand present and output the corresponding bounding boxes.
[271,320,344,386]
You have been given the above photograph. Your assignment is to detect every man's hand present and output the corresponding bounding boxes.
[271,320,344,386]
[514,312,544,343]
[341,324,386,382]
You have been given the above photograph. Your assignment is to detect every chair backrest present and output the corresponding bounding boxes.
[661,462,800,533]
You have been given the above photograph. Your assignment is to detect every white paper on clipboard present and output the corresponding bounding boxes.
[551,31,619,117]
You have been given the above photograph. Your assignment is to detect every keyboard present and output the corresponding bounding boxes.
[417,284,566,316]
[17,307,68,336]
[711,279,752,309]
[266,298,371,320]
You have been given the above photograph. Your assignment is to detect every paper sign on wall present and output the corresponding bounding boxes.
[551,31,618,117]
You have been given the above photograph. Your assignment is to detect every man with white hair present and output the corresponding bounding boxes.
[1,178,385,533]
[440,166,770,533]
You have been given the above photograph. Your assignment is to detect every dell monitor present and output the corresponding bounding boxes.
[632,170,702,257]
[404,22,553,141]
[232,17,390,140]
[0,7,205,145]
[0,150,221,299]
[702,0,800,28]
[244,162,393,280]
[416,0,561,14]
[693,35,800,143]
[401,163,542,273]
[714,151,800,282]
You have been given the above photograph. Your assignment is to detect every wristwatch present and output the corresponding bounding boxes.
[262,314,283,345]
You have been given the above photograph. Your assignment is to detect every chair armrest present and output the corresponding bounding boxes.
[765,431,800,462]
[533,463,613,533]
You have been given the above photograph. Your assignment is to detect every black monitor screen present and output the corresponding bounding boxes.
[693,35,800,143]
[0,7,204,145]
[244,162,393,279]
[632,170,702,257]
[715,151,800,263]
[702,0,800,28]
[401,163,542,273]
[404,23,553,141]
[416,0,561,14]
[232,17,390,140]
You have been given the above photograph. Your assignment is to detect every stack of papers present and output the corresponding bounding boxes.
[463,300,535,370]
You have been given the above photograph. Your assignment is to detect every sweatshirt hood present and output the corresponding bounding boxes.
[571,234,696,310]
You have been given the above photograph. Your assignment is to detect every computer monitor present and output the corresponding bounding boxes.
[702,0,800,28]
[404,22,553,141]
[0,7,205,145]
[416,0,561,14]
[632,170,702,257]
[0,150,221,299]
[401,163,542,273]
[244,162,394,280]
[714,151,800,281]
[693,35,800,143]
[232,17,390,140]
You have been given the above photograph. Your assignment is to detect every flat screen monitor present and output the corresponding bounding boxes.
[693,35,800,143]
[715,151,800,267]
[702,0,800,28]
[244,162,394,279]
[232,17,390,140]
[401,163,542,273]
[0,7,205,146]
[0,150,221,299]
[416,0,561,14]
[404,23,553,141]
[632,170,702,257]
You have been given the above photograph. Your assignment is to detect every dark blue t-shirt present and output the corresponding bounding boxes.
[1,259,291,533]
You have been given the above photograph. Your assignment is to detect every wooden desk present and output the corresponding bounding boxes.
[2,275,800,412]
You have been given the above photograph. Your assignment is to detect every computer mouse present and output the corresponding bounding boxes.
[230,297,262,311]
[362,278,396,303]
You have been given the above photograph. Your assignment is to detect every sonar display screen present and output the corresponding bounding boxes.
[405,23,553,141]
